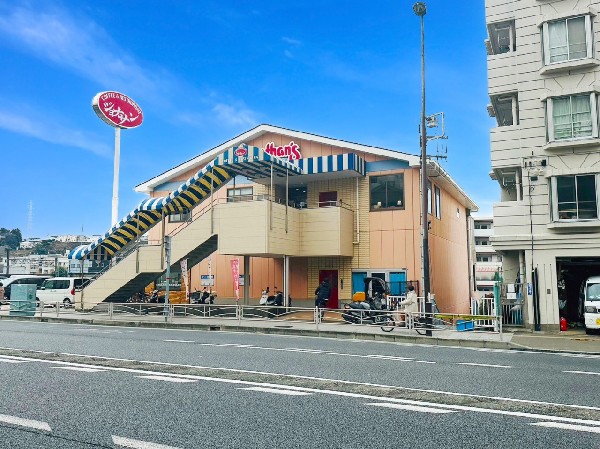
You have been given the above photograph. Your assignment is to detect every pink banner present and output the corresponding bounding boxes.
[230,259,240,301]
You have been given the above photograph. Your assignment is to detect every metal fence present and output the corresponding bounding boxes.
[470,283,525,327]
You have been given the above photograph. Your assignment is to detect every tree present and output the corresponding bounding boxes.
[54,267,68,277]
[33,240,53,255]
[0,228,22,250]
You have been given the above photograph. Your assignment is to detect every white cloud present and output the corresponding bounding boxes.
[282,37,302,46]
[0,2,259,130]
[212,103,258,127]
[0,108,111,157]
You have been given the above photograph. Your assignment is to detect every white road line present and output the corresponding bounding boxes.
[112,435,183,449]
[137,375,197,383]
[51,366,107,373]
[368,402,456,414]
[0,358,30,364]
[163,340,195,343]
[564,370,600,376]
[530,422,600,434]
[240,386,312,396]
[0,414,52,432]
[456,362,512,369]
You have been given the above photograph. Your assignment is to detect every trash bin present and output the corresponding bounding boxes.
[9,284,37,317]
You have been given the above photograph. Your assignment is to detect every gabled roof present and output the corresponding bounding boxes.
[134,124,420,193]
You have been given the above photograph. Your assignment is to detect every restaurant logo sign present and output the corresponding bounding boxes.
[265,141,301,160]
[234,147,248,157]
[92,91,143,129]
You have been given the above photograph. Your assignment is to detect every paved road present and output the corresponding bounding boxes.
[0,320,599,447]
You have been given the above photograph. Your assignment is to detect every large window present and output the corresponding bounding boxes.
[554,175,598,220]
[227,187,253,202]
[547,94,597,141]
[370,174,404,210]
[434,185,441,219]
[543,15,592,65]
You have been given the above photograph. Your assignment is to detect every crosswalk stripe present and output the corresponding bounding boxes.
[240,386,312,396]
[367,402,456,414]
[530,421,600,434]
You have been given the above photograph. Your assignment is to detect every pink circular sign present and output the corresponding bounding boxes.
[92,91,143,129]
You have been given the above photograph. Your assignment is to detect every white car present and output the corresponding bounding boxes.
[581,276,600,335]
[36,277,90,307]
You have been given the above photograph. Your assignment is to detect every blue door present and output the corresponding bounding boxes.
[352,272,367,295]
[390,272,407,296]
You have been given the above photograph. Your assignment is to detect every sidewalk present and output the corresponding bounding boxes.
[1,306,599,354]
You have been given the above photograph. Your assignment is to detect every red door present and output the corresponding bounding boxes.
[319,270,339,309]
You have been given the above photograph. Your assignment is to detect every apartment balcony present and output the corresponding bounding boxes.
[487,52,517,95]
[490,201,531,250]
[474,228,493,238]
[475,245,496,254]
[490,126,545,170]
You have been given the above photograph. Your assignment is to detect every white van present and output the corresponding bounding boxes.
[580,276,600,335]
[36,277,90,307]
[0,275,48,304]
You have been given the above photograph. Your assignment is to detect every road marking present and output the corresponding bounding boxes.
[368,402,456,414]
[137,375,197,383]
[564,370,600,376]
[530,422,600,434]
[112,435,183,449]
[0,414,52,432]
[51,366,107,373]
[456,362,512,369]
[0,358,30,364]
[240,386,312,396]
[163,339,195,343]
[2,351,600,417]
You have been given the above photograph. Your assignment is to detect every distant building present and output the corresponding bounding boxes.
[473,217,502,295]
[1,254,69,275]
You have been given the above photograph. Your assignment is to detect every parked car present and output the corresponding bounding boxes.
[580,276,600,335]
[0,275,49,304]
[36,277,91,307]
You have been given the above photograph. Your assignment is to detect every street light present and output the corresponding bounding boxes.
[414,1,433,337]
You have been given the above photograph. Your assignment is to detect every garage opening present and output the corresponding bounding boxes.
[556,257,600,325]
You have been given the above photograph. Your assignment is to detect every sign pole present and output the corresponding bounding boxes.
[111,127,121,226]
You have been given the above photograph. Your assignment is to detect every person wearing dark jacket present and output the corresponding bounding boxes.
[315,279,331,319]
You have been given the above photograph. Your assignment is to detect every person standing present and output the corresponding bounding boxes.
[398,285,419,328]
[315,279,331,320]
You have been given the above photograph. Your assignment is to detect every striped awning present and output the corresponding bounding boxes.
[296,153,365,176]
[69,146,297,261]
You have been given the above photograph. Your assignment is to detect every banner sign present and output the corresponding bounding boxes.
[230,259,240,301]
[180,259,189,302]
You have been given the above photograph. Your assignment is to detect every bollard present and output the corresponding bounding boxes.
[55,302,60,318]
[109,302,114,320]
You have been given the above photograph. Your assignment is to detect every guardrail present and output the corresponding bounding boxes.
[9,302,503,335]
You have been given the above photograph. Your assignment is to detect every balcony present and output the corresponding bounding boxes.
[216,199,354,257]
[487,52,517,95]
[490,201,531,249]
[490,126,545,170]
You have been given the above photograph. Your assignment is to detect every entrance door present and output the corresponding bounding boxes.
[319,191,337,207]
[319,270,339,309]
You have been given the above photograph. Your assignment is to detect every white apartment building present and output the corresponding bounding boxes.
[473,217,502,294]
[1,254,69,275]
[486,0,600,330]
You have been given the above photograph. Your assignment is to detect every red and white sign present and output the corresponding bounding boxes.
[265,141,301,160]
[92,91,143,129]
[230,259,240,302]
[234,146,248,157]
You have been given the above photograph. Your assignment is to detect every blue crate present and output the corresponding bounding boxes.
[456,320,474,332]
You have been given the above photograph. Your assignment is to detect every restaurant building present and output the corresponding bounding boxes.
[71,125,477,311]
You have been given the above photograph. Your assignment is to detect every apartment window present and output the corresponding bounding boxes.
[477,256,491,262]
[475,223,491,230]
[543,16,592,65]
[434,186,441,219]
[427,180,432,215]
[227,187,253,202]
[169,209,190,223]
[552,174,598,220]
[547,94,597,141]
[476,239,489,246]
[370,174,404,210]
[487,20,516,55]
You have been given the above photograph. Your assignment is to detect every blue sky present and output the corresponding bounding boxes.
[0,0,496,238]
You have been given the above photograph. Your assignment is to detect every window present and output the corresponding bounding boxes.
[547,94,597,141]
[227,187,253,202]
[370,174,404,210]
[487,20,516,55]
[490,93,518,127]
[169,209,190,223]
[427,180,432,215]
[476,256,491,262]
[475,223,491,230]
[476,238,490,246]
[434,186,441,219]
[553,174,598,220]
[543,16,591,65]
